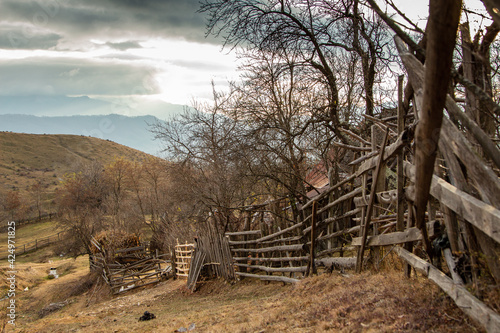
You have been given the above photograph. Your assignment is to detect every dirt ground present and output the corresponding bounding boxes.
[1,259,485,333]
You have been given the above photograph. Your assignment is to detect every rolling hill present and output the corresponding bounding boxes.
[0,132,160,195]
[0,114,167,155]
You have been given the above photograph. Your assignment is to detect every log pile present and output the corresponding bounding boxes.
[89,231,171,294]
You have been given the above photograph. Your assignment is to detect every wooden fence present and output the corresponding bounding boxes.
[174,242,194,278]
[223,37,500,332]
[0,231,64,259]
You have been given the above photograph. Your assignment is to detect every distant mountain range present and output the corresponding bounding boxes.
[0,95,185,119]
[0,94,188,155]
[0,114,166,155]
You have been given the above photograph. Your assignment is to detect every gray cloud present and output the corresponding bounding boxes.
[0,57,160,96]
[105,41,143,51]
[0,0,212,50]
[0,23,62,50]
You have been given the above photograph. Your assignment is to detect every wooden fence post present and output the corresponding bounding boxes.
[307,201,318,276]
[356,128,389,273]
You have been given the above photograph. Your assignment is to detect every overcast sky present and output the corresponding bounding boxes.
[0,0,240,117]
[0,0,489,118]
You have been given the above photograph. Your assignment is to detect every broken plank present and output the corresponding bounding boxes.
[351,227,422,246]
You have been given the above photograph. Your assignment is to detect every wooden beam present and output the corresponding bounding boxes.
[351,227,422,247]
[404,162,500,244]
[302,174,357,210]
[356,128,390,273]
[412,0,462,257]
[226,230,262,236]
[231,244,304,253]
[233,256,309,263]
[397,74,405,232]
[395,246,500,333]
[355,129,410,176]
[235,272,299,284]
[234,263,307,273]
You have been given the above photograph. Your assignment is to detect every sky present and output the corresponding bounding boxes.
[0,0,240,117]
[0,0,490,119]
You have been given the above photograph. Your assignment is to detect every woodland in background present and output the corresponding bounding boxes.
[151,0,500,232]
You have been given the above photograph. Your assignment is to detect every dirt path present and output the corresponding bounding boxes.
[10,268,483,333]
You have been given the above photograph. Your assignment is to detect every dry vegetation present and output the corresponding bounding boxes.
[0,132,157,224]
[0,254,483,333]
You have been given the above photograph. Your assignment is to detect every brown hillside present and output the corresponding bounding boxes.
[0,132,158,195]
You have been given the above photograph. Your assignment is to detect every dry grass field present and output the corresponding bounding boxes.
[0,254,484,333]
[0,132,154,195]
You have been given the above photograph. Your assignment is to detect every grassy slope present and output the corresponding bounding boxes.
[0,132,156,195]
[5,263,484,333]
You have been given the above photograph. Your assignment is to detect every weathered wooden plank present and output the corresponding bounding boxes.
[404,162,500,244]
[304,208,362,236]
[236,272,299,284]
[317,225,361,242]
[356,128,390,273]
[351,227,422,247]
[231,244,304,253]
[315,188,362,217]
[355,129,409,177]
[233,256,309,263]
[254,222,304,243]
[395,246,500,333]
[226,230,262,236]
[234,263,307,273]
[333,141,372,151]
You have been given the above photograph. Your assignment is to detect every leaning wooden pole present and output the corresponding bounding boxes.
[356,128,389,273]
[307,201,318,276]
[413,0,462,259]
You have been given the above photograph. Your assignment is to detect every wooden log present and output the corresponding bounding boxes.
[333,141,372,152]
[254,222,304,243]
[234,263,308,273]
[226,230,262,236]
[316,257,356,268]
[364,114,398,129]
[259,236,303,245]
[232,256,309,263]
[396,75,405,231]
[305,208,362,236]
[395,246,500,333]
[395,1,461,257]
[339,128,371,146]
[356,128,390,273]
[235,272,299,284]
[351,227,422,247]
[355,129,410,177]
[228,239,259,246]
[404,162,500,244]
[348,151,378,166]
[307,201,318,276]
[317,225,361,242]
[231,244,304,253]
